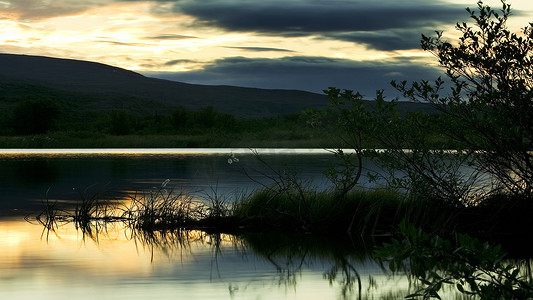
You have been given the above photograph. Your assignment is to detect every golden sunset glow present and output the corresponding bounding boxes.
[0,218,233,273]
[1,0,532,93]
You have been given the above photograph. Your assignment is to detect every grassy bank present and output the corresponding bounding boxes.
[233,186,533,244]
[0,129,338,149]
[31,181,533,245]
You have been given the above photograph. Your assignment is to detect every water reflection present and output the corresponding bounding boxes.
[11,159,61,187]
[3,149,509,298]
[1,216,417,299]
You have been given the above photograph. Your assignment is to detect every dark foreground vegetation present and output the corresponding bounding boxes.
[27,1,533,298]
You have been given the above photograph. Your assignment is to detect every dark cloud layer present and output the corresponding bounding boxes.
[177,1,462,31]
[1,0,472,51]
[147,34,198,40]
[168,0,465,50]
[5,0,525,52]
[146,56,445,96]
[164,59,197,66]
[223,46,294,52]
[326,29,428,51]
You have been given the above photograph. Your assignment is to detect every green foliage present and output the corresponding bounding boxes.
[376,220,533,299]
[106,110,134,135]
[324,87,482,206]
[170,106,189,131]
[323,149,362,200]
[10,98,60,135]
[170,105,237,132]
[392,0,533,200]
[233,165,407,235]
[321,89,391,199]
[324,0,532,206]
[0,95,337,147]
[196,105,216,128]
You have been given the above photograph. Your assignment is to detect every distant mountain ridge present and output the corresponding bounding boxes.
[0,53,332,116]
[0,53,436,117]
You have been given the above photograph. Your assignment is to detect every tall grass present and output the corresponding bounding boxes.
[121,180,201,230]
[28,180,200,238]
[232,186,410,235]
[30,178,533,241]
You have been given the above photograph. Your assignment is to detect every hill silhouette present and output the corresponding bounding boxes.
[0,53,436,117]
[0,53,332,116]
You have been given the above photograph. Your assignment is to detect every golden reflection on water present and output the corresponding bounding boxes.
[0,218,240,278]
[0,217,418,299]
[1,218,151,275]
[0,185,417,299]
[0,217,256,299]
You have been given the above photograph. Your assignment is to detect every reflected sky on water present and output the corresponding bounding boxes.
[0,149,478,299]
[0,218,414,299]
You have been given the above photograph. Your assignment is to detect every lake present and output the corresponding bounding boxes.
[0,148,388,216]
[0,148,455,299]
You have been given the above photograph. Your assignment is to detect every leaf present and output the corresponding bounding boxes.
[389,261,396,273]
[430,289,442,300]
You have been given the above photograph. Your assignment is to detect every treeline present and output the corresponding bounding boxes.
[0,98,311,136]
[0,96,450,150]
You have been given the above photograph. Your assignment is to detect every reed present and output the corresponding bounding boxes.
[30,189,64,240]
[30,179,533,241]
[120,180,201,230]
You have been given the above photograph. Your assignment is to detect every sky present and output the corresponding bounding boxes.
[1,0,532,96]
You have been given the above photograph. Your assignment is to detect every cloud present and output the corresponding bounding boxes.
[1,0,110,20]
[145,56,445,95]
[147,34,198,40]
[175,0,463,31]
[193,1,458,31]
[325,29,428,51]
[164,59,197,66]
[98,40,153,47]
[4,0,514,52]
[161,0,465,51]
[223,46,294,52]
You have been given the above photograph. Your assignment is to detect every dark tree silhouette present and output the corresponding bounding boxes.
[393,0,533,200]
[10,99,60,135]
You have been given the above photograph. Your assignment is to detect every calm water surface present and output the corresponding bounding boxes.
[0,148,414,299]
[0,148,343,215]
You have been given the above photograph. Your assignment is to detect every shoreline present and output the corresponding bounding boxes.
[0,147,337,155]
